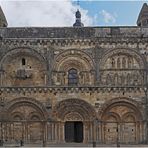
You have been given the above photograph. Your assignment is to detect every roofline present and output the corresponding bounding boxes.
[0,26,145,29]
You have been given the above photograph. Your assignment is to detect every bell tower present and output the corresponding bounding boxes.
[137,3,148,27]
[0,6,7,27]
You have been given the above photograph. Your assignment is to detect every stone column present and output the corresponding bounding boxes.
[140,121,144,143]
[94,47,101,85]
[144,81,148,143]
[101,121,105,144]
[47,48,54,86]
[93,120,96,143]
[0,69,4,86]
[83,121,91,144]
[83,121,87,143]
[42,121,46,146]
[136,121,140,144]
[96,120,101,144]
[98,121,102,144]
[60,122,65,143]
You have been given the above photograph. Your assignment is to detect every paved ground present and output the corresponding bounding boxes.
[2,142,148,147]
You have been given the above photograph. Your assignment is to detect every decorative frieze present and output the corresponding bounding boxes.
[0,37,148,51]
[0,86,144,94]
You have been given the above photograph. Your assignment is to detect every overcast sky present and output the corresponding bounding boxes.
[0,0,147,27]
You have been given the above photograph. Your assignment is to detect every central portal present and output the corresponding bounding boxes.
[65,121,83,143]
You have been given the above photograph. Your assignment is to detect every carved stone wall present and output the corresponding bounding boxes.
[0,27,147,145]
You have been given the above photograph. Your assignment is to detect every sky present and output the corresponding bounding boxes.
[0,0,147,27]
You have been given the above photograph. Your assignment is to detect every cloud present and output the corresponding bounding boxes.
[0,0,93,27]
[100,9,117,24]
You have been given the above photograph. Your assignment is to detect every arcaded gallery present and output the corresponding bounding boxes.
[0,2,147,146]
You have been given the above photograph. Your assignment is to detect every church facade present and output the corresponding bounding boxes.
[0,3,147,146]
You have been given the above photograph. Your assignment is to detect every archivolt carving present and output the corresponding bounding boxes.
[53,49,94,71]
[100,48,145,69]
[102,112,121,122]
[0,47,47,68]
[5,97,48,120]
[100,48,145,86]
[0,47,47,86]
[53,98,96,121]
[122,112,136,122]
[100,97,143,121]
[64,112,83,121]
[52,49,95,85]
[11,112,25,120]
[28,112,42,120]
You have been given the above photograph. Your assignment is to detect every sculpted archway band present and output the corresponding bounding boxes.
[0,97,144,144]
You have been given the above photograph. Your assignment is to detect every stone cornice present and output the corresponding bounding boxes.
[0,86,144,94]
[0,37,148,50]
[0,27,148,38]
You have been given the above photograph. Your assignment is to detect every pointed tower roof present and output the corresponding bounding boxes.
[73,9,84,27]
[0,6,7,27]
[137,3,148,26]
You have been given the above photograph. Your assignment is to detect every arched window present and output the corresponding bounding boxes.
[106,74,112,85]
[22,58,26,66]
[117,58,121,69]
[114,74,118,85]
[111,58,115,68]
[122,57,126,69]
[127,73,131,86]
[128,58,132,68]
[68,68,78,85]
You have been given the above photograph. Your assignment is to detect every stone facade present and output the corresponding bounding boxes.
[0,4,147,146]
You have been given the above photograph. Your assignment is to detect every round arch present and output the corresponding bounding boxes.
[53,49,95,71]
[53,98,96,121]
[0,47,47,68]
[11,112,24,120]
[28,112,42,121]
[99,48,146,69]
[5,97,48,120]
[122,112,137,122]
[100,97,143,121]
[102,112,121,122]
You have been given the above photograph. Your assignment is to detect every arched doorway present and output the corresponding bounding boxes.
[65,121,83,143]
[53,99,96,143]
[63,112,84,143]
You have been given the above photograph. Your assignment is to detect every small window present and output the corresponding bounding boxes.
[68,68,78,85]
[22,58,26,66]
[111,58,115,68]
[117,58,121,69]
